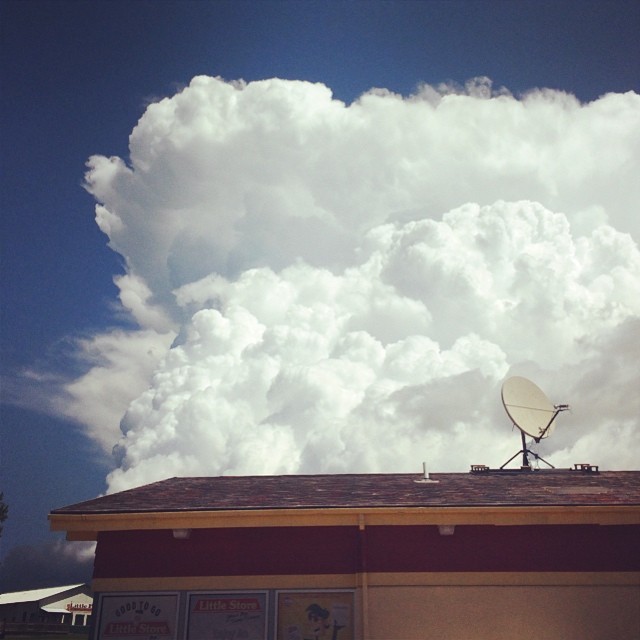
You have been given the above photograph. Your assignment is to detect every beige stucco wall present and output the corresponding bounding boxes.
[367,584,640,640]
[93,572,640,640]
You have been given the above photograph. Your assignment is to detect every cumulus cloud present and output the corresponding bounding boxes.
[56,329,175,450]
[72,76,639,492]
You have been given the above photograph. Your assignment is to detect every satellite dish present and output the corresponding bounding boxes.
[500,376,569,469]
[502,376,558,440]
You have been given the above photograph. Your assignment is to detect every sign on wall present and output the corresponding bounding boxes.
[96,593,179,640]
[276,591,354,640]
[186,592,268,640]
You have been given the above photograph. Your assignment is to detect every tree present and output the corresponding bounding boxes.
[0,492,7,538]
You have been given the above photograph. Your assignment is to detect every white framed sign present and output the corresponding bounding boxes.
[96,592,179,640]
[276,590,354,640]
[185,592,268,640]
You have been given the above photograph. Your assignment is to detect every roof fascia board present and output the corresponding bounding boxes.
[92,571,640,593]
[50,505,640,539]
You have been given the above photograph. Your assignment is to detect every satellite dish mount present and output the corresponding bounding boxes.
[500,376,569,470]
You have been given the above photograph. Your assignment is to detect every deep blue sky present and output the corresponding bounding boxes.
[1,0,639,590]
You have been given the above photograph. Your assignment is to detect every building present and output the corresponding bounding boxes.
[49,467,640,640]
[0,583,93,632]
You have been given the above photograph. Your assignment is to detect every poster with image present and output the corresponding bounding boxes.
[276,591,354,640]
[186,592,267,640]
[96,593,178,640]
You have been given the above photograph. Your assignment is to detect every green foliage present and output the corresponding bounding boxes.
[0,491,7,537]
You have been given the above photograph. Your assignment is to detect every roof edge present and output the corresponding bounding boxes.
[50,504,640,540]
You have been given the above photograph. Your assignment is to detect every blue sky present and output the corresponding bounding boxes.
[1,0,639,590]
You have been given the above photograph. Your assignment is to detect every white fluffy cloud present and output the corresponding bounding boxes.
[73,76,639,492]
[57,329,175,451]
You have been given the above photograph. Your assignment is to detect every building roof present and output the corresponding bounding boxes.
[51,470,640,515]
[0,584,86,606]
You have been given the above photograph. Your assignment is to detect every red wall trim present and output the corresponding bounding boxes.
[93,525,639,579]
[94,526,360,578]
[365,524,639,572]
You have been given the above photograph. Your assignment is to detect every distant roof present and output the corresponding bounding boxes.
[0,584,86,605]
[50,470,640,515]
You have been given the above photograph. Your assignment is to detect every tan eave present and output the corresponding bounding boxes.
[50,504,640,541]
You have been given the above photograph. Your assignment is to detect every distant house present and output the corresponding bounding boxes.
[49,469,640,640]
[0,583,92,628]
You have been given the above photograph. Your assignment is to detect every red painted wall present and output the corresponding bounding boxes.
[365,524,639,572]
[94,526,360,578]
[93,525,639,579]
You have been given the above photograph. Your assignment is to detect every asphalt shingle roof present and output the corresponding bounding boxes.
[51,470,640,515]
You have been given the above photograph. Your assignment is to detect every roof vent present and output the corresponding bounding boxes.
[574,463,599,473]
[414,462,439,484]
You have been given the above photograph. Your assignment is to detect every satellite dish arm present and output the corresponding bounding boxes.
[535,404,570,442]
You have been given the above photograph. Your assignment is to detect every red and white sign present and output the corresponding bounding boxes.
[97,593,178,640]
[66,602,93,612]
[187,592,267,640]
